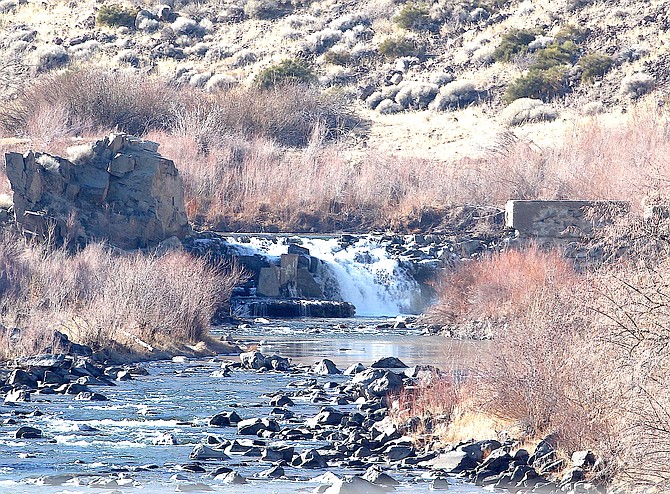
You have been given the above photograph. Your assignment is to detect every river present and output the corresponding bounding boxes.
[0,318,487,493]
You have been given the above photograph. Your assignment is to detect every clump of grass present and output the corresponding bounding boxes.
[492,29,536,62]
[378,37,420,59]
[554,24,589,44]
[323,49,351,66]
[96,4,140,28]
[254,59,315,89]
[393,3,434,31]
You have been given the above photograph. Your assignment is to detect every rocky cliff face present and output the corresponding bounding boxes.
[5,133,190,249]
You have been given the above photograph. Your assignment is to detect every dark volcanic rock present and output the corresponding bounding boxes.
[209,411,242,427]
[312,359,341,375]
[16,426,42,439]
[237,418,280,435]
[5,134,190,249]
[292,449,327,469]
[370,357,408,369]
[257,465,285,479]
[74,391,108,401]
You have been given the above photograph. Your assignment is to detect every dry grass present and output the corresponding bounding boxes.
[412,230,670,486]
[0,234,242,359]
[0,68,358,148]
[3,72,670,234]
[425,245,578,326]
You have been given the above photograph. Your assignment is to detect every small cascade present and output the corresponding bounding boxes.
[224,236,424,317]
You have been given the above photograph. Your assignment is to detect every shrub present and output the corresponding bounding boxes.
[531,41,579,70]
[0,68,178,136]
[501,97,557,126]
[554,24,588,44]
[33,45,69,72]
[254,59,315,89]
[244,0,283,19]
[394,3,434,31]
[492,29,536,62]
[323,49,352,66]
[620,72,655,99]
[504,66,569,103]
[429,80,479,110]
[580,53,613,82]
[378,37,419,59]
[96,4,139,28]
[0,236,242,358]
[394,82,439,110]
[426,246,578,325]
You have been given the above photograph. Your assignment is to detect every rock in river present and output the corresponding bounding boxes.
[16,426,42,439]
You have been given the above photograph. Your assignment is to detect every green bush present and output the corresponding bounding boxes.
[96,4,139,28]
[378,37,419,59]
[493,29,536,62]
[504,66,569,103]
[394,3,434,31]
[531,41,579,70]
[254,59,315,89]
[323,50,351,66]
[580,53,613,82]
[555,24,589,44]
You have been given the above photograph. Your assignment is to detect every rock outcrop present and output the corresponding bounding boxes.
[5,133,190,249]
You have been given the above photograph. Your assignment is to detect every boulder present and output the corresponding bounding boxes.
[308,407,346,426]
[240,351,266,370]
[237,418,280,435]
[189,444,230,461]
[257,465,285,478]
[292,448,328,469]
[324,476,392,494]
[74,391,108,401]
[269,395,294,407]
[5,134,190,249]
[7,369,39,388]
[312,359,341,375]
[370,357,407,369]
[261,446,294,462]
[366,371,404,397]
[209,411,242,427]
[15,426,42,439]
[362,466,399,487]
[4,389,30,403]
[343,363,365,375]
[216,471,246,484]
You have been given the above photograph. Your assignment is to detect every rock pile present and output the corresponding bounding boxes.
[5,133,190,249]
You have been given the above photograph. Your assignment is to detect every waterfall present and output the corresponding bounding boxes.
[224,236,422,317]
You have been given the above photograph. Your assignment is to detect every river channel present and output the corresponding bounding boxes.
[0,318,487,493]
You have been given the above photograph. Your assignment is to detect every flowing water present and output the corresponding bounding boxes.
[0,319,487,494]
[222,236,430,315]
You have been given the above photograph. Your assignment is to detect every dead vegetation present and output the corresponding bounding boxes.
[0,234,243,359]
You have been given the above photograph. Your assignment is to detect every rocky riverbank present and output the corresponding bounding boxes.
[0,333,606,493]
